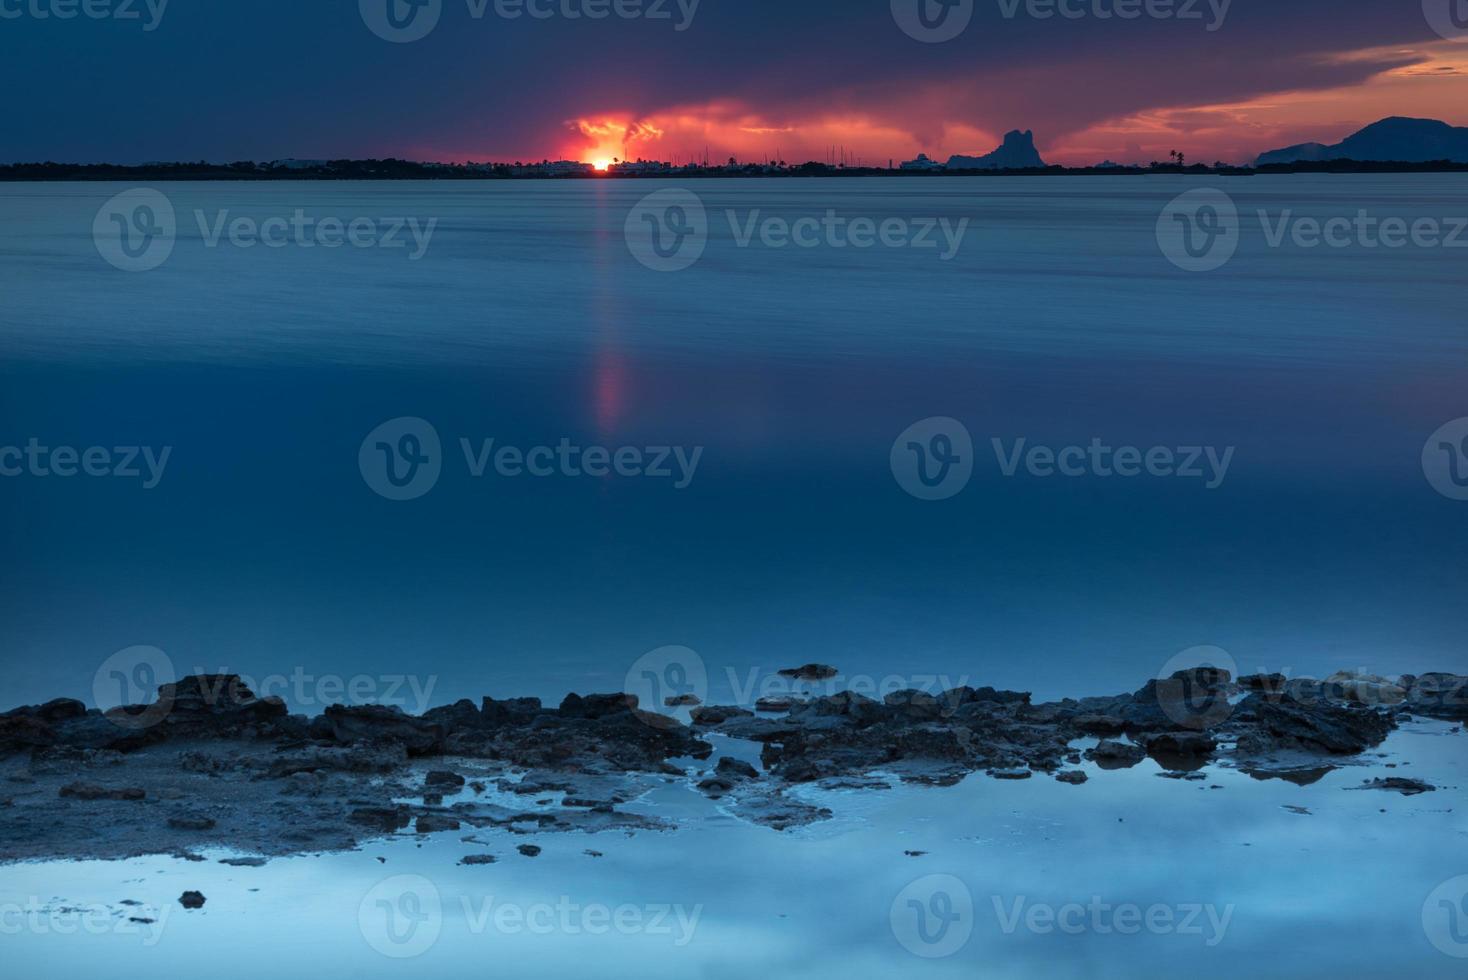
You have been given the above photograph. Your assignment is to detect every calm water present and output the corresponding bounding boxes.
[1,176,1467,974]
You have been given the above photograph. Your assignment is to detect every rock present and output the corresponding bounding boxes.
[1086,741,1146,769]
[219,857,267,867]
[59,782,145,801]
[690,706,754,726]
[715,757,760,780]
[415,814,461,833]
[697,776,737,797]
[424,770,466,788]
[988,768,1032,780]
[755,697,802,713]
[1139,732,1218,757]
[905,850,927,857]
[1351,777,1435,796]
[479,697,544,728]
[1055,771,1088,785]
[1242,694,1394,754]
[517,844,542,857]
[584,850,603,858]
[167,814,217,831]
[178,891,206,910]
[322,705,444,756]
[1402,674,1468,721]
[777,664,838,681]
[1071,714,1127,736]
[348,805,411,831]
[460,854,497,865]
[559,693,638,720]
[664,694,702,707]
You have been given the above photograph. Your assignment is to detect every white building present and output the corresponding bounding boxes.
[899,153,945,171]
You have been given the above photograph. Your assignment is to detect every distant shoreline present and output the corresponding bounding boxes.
[5,160,1468,181]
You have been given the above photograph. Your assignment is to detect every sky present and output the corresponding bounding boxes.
[2,0,1467,166]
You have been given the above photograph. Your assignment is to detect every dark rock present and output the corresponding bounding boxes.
[219,857,267,867]
[323,705,444,755]
[517,844,542,857]
[460,854,497,865]
[715,757,760,780]
[479,697,544,728]
[690,705,754,726]
[167,814,217,831]
[1055,771,1088,785]
[59,782,145,801]
[348,805,411,831]
[1352,777,1435,796]
[697,776,737,797]
[664,694,702,707]
[425,770,466,788]
[559,693,638,720]
[988,768,1032,780]
[178,891,206,910]
[777,664,838,681]
[1086,741,1146,769]
[415,814,461,833]
[1243,694,1394,754]
[754,697,802,713]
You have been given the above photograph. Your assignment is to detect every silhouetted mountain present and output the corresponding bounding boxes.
[947,130,1046,170]
[1256,117,1468,165]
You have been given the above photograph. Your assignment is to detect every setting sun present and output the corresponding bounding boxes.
[592,158,612,171]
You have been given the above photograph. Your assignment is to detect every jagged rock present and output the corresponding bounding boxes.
[415,814,461,833]
[1055,771,1088,785]
[1240,694,1394,754]
[179,891,206,909]
[715,757,759,780]
[323,705,444,755]
[1402,674,1468,721]
[777,664,838,681]
[1351,777,1435,796]
[559,693,637,720]
[664,694,702,707]
[425,770,466,788]
[690,705,754,726]
[1086,741,1146,769]
[988,768,1032,780]
[167,814,217,831]
[59,782,145,801]
[754,697,802,713]
[348,805,411,830]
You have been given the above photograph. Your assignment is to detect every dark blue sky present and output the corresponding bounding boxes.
[1,0,1459,164]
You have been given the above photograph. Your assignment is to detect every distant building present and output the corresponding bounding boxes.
[543,160,595,176]
[608,159,672,175]
[900,153,945,171]
[1094,160,1126,169]
[272,159,329,170]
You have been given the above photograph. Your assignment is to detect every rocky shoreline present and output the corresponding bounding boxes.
[1,667,1462,864]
